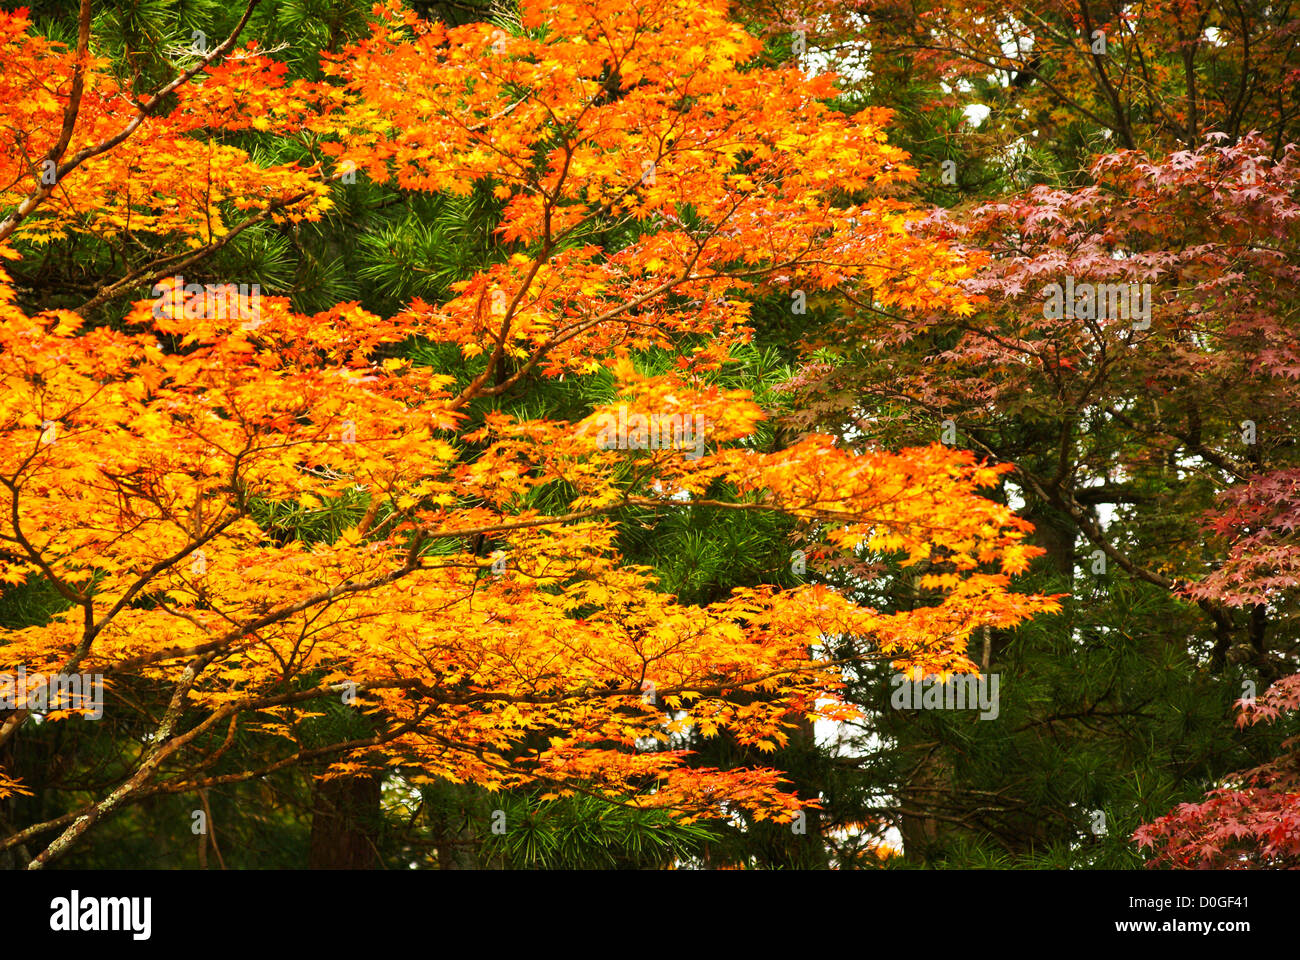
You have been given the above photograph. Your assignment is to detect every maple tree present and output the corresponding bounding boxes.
[725,0,1300,865]
[771,122,1300,861]
[835,134,1300,655]
[1135,673,1300,868]
[0,0,1059,868]
[743,0,1300,161]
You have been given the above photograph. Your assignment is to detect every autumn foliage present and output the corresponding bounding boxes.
[745,0,1300,868]
[0,0,1059,867]
[1135,674,1300,868]
[5,0,1295,873]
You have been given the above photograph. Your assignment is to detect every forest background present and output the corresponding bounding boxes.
[1,0,1298,870]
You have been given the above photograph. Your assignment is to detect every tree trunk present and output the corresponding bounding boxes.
[308,773,381,869]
